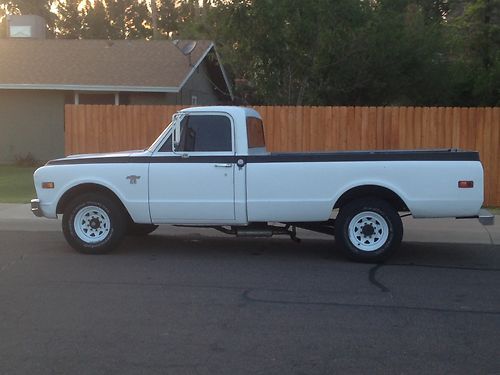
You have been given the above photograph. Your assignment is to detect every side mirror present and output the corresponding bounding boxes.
[171,113,185,151]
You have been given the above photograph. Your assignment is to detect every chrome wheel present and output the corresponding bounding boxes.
[348,211,389,252]
[73,205,111,243]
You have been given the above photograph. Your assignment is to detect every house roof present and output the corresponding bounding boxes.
[0,39,230,93]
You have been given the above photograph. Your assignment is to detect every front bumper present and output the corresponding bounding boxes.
[31,199,43,217]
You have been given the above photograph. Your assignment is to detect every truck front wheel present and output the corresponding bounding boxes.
[335,198,403,262]
[62,193,127,254]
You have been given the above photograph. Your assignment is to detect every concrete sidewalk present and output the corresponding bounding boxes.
[0,203,498,245]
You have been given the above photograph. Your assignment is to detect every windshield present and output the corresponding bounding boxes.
[148,122,172,152]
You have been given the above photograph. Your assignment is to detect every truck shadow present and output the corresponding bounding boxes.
[116,233,500,268]
[117,234,341,262]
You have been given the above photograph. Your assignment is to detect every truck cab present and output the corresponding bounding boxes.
[148,106,263,224]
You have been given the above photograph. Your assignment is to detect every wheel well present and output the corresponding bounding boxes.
[56,183,132,221]
[334,185,409,212]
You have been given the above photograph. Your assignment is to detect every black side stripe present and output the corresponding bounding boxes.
[46,151,480,166]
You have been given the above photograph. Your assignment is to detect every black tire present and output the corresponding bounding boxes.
[62,193,127,254]
[334,198,403,263]
[127,223,158,236]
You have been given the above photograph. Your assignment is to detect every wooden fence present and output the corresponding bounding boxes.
[65,105,500,206]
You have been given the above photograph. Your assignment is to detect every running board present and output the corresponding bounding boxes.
[212,224,301,242]
[175,221,338,242]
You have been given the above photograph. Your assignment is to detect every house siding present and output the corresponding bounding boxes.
[179,61,219,105]
[127,92,170,105]
[0,90,65,163]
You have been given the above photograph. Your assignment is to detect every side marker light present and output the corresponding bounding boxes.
[458,181,474,188]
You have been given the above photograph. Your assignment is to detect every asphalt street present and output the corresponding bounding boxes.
[0,227,499,375]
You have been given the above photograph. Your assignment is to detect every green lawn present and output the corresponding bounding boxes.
[0,166,37,203]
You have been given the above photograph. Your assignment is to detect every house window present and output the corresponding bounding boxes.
[191,95,198,105]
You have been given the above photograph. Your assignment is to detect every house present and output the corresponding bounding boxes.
[0,37,233,163]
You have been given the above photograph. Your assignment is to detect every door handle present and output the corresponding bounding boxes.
[214,163,232,168]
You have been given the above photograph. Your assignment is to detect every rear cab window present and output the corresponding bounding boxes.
[246,117,266,152]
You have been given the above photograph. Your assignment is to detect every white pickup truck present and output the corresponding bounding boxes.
[32,106,493,262]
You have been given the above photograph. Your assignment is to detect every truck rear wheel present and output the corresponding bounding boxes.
[62,193,126,254]
[335,198,403,262]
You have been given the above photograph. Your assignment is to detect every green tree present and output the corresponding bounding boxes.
[192,0,455,105]
[447,0,500,105]
[157,0,179,37]
[203,0,373,104]
[56,0,83,39]
[0,6,7,38]
[204,0,343,104]
[107,0,150,39]
[311,0,451,105]
[81,0,108,39]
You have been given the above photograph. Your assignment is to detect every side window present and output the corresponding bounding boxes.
[178,115,232,152]
[247,117,266,148]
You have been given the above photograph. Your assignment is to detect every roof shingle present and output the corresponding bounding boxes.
[0,39,213,91]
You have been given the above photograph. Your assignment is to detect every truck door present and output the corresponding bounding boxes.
[149,113,236,223]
